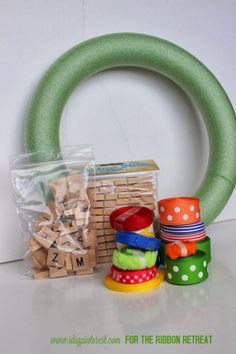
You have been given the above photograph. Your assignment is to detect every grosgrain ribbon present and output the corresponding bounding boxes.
[174,240,188,257]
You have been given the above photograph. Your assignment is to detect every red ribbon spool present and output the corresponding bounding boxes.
[110,206,154,231]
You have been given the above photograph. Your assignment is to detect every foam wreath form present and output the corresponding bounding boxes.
[25,33,236,225]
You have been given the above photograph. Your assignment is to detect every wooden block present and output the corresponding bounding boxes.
[103,215,110,222]
[128,176,153,184]
[97,243,107,250]
[98,256,113,263]
[104,229,114,235]
[118,193,131,199]
[49,267,68,278]
[71,251,89,271]
[104,222,111,229]
[33,269,50,280]
[28,238,42,252]
[105,234,115,242]
[94,201,103,208]
[104,200,116,208]
[107,241,116,249]
[95,194,105,201]
[101,179,114,186]
[88,249,96,267]
[56,235,78,252]
[116,185,127,192]
[47,249,65,268]
[50,177,68,203]
[95,222,104,230]
[96,229,105,236]
[88,180,102,188]
[105,194,117,200]
[95,215,104,222]
[65,253,74,273]
[93,209,104,215]
[76,268,93,276]
[144,204,155,210]
[115,178,127,185]
[99,186,113,193]
[35,226,58,249]
[117,198,130,205]
[97,236,106,243]
[98,249,109,257]
[67,174,84,194]
[127,183,154,192]
[103,209,113,215]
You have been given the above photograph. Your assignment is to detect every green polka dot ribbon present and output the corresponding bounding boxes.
[160,237,211,265]
[112,247,157,271]
[165,250,208,285]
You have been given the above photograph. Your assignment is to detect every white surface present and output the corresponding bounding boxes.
[0,220,235,354]
[0,0,235,261]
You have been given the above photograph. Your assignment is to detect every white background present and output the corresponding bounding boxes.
[0,0,235,262]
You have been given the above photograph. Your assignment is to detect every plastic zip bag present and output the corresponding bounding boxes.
[10,145,97,279]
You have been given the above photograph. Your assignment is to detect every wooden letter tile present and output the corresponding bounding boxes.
[47,249,65,268]
[35,226,58,249]
[71,251,89,271]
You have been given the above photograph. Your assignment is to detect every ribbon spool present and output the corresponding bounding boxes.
[111,265,156,284]
[161,221,205,234]
[165,240,196,260]
[165,250,208,285]
[104,269,165,293]
[160,236,211,265]
[158,197,200,225]
[160,231,206,243]
[115,231,160,251]
[112,247,157,271]
[110,206,154,235]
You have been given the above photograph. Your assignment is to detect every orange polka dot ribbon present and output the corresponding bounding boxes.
[158,197,200,225]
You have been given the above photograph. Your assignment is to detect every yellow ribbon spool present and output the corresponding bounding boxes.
[104,268,165,292]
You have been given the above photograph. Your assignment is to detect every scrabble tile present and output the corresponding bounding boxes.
[103,215,110,222]
[35,226,58,249]
[118,193,131,198]
[55,235,78,252]
[95,215,104,222]
[67,175,84,194]
[83,230,96,248]
[65,253,74,273]
[103,209,113,215]
[71,251,89,271]
[96,229,105,236]
[88,249,96,267]
[28,238,42,252]
[93,209,104,215]
[50,177,67,203]
[47,249,65,268]
[49,267,68,278]
[76,268,93,276]
[33,269,50,280]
